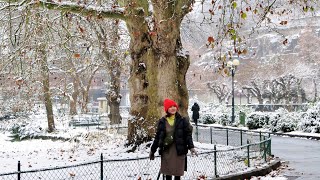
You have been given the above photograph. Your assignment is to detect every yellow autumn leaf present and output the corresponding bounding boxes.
[232,2,237,9]
[241,12,247,19]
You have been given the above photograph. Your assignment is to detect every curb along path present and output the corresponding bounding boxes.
[271,134,320,180]
[194,125,320,179]
[216,159,281,180]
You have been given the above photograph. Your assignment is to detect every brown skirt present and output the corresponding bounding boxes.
[160,143,185,176]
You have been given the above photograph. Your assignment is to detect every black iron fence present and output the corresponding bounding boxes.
[0,126,272,179]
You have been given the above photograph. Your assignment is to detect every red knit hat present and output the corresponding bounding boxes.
[163,98,179,112]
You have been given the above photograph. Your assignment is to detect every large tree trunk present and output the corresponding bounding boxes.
[21,0,194,145]
[92,20,122,125]
[108,95,121,124]
[105,61,122,124]
[35,12,55,132]
[39,46,55,132]
[126,1,192,144]
[92,20,125,124]
[81,89,89,113]
[105,52,122,124]
[104,21,122,125]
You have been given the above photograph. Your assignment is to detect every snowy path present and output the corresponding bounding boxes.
[271,135,320,180]
[193,125,320,180]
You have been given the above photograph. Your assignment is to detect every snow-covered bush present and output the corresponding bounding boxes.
[275,116,296,132]
[198,104,231,125]
[201,113,216,124]
[1,111,49,141]
[189,97,320,133]
[217,114,230,126]
[8,120,44,140]
[267,113,281,132]
[246,105,320,133]
[200,113,230,125]
[298,102,320,133]
[246,112,269,129]
[267,109,299,133]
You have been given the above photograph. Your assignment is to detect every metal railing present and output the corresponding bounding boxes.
[0,126,272,179]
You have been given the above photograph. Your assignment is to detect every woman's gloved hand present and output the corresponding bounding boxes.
[149,151,155,160]
[190,148,198,156]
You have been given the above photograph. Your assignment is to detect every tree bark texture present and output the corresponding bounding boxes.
[35,12,55,132]
[99,20,122,125]
[22,0,194,144]
[90,19,123,124]
[40,49,55,132]
[125,0,193,144]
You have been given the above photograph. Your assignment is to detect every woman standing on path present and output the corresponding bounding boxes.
[149,98,197,180]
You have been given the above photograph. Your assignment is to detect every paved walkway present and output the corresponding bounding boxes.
[193,125,320,179]
[271,135,320,180]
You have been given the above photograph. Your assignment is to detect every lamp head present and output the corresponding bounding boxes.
[232,59,240,66]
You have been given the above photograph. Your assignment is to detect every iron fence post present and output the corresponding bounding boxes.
[247,140,250,167]
[263,137,267,162]
[240,129,243,146]
[268,133,272,156]
[196,126,199,142]
[259,131,262,152]
[226,129,229,146]
[18,161,20,180]
[259,131,262,141]
[210,127,213,144]
[100,153,103,180]
[214,145,217,177]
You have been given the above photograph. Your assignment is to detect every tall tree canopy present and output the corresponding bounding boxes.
[1,0,317,145]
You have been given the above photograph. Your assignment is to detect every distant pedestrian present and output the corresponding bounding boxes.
[149,98,197,180]
[191,102,200,126]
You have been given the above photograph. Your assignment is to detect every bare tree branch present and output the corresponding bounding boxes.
[1,0,126,20]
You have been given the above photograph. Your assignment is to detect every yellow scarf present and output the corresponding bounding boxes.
[166,115,175,126]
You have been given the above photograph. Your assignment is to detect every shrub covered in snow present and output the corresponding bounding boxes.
[268,109,299,133]
[246,112,269,129]
[201,113,216,124]
[197,104,231,125]
[6,117,45,140]
[298,103,320,133]
[244,105,320,133]
[201,113,230,125]
[246,108,300,132]
[193,98,320,134]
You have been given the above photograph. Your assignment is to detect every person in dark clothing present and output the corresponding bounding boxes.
[191,102,200,126]
[149,98,197,180]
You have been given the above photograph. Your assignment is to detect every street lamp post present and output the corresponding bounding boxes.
[227,59,240,124]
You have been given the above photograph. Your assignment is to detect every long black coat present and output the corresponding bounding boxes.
[150,113,194,156]
[191,103,200,121]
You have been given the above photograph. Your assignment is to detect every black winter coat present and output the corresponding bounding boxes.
[191,103,200,120]
[150,113,194,156]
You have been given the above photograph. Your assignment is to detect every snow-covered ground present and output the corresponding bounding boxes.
[0,125,288,180]
[1,103,319,179]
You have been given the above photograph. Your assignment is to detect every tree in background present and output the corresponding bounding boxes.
[30,0,194,145]
[241,74,317,111]
[1,0,318,145]
[207,82,230,104]
[35,12,55,132]
[90,18,129,124]
[0,6,57,131]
